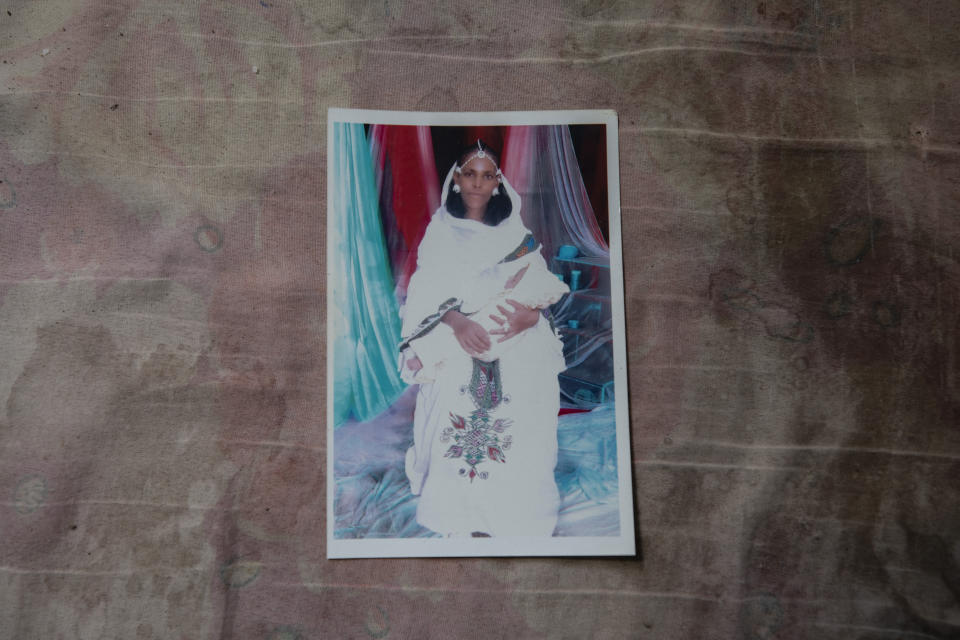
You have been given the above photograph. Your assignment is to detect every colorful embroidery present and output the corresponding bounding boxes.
[441,359,512,482]
[398,297,461,352]
[499,233,539,263]
[468,358,503,410]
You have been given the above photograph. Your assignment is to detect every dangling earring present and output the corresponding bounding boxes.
[453,184,461,193]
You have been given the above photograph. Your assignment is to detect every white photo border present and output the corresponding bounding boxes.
[326,108,634,558]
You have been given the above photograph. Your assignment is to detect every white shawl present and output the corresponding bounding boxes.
[398,164,568,381]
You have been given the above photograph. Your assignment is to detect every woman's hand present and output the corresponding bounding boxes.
[442,310,492,356]
[406,356,423,372]
[489,299,540,343]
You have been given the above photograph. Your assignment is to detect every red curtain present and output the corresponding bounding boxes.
[370,125,439,299]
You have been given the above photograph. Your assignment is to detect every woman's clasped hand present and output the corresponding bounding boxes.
[442,310,491,357]
[488,300,540,343]
[442,300,540,357]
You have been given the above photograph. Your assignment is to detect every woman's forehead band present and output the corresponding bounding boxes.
[455,140,503,176]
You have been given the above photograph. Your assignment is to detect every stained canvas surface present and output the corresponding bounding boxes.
[1,1,959,638]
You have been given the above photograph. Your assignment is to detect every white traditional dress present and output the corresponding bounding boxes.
[398,166,569,537]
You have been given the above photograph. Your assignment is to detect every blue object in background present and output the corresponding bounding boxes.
[557,244,579,259]
[330,122,407,426]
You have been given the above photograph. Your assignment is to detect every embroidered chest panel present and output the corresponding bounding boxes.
[441,359,513,482]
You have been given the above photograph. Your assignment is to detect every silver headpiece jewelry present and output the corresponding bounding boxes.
[455,140,503,179]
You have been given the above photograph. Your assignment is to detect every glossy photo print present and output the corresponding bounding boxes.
[326,109,633,558]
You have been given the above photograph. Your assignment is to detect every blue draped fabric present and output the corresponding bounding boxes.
[330,122,407,426]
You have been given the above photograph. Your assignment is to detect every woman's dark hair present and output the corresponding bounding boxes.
[444,139,513,226]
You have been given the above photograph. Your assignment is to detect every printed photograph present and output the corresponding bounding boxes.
[326,109,634,558]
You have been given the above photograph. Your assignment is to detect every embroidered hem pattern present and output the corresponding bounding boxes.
[441,359,513,482]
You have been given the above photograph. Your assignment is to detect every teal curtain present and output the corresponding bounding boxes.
[331,122,407,426]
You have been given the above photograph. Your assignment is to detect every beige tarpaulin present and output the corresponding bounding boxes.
[1,1,958,638]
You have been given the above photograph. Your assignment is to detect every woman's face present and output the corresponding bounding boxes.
[453,156,500,211]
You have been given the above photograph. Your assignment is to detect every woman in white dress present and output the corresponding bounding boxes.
[398,140,569,537]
